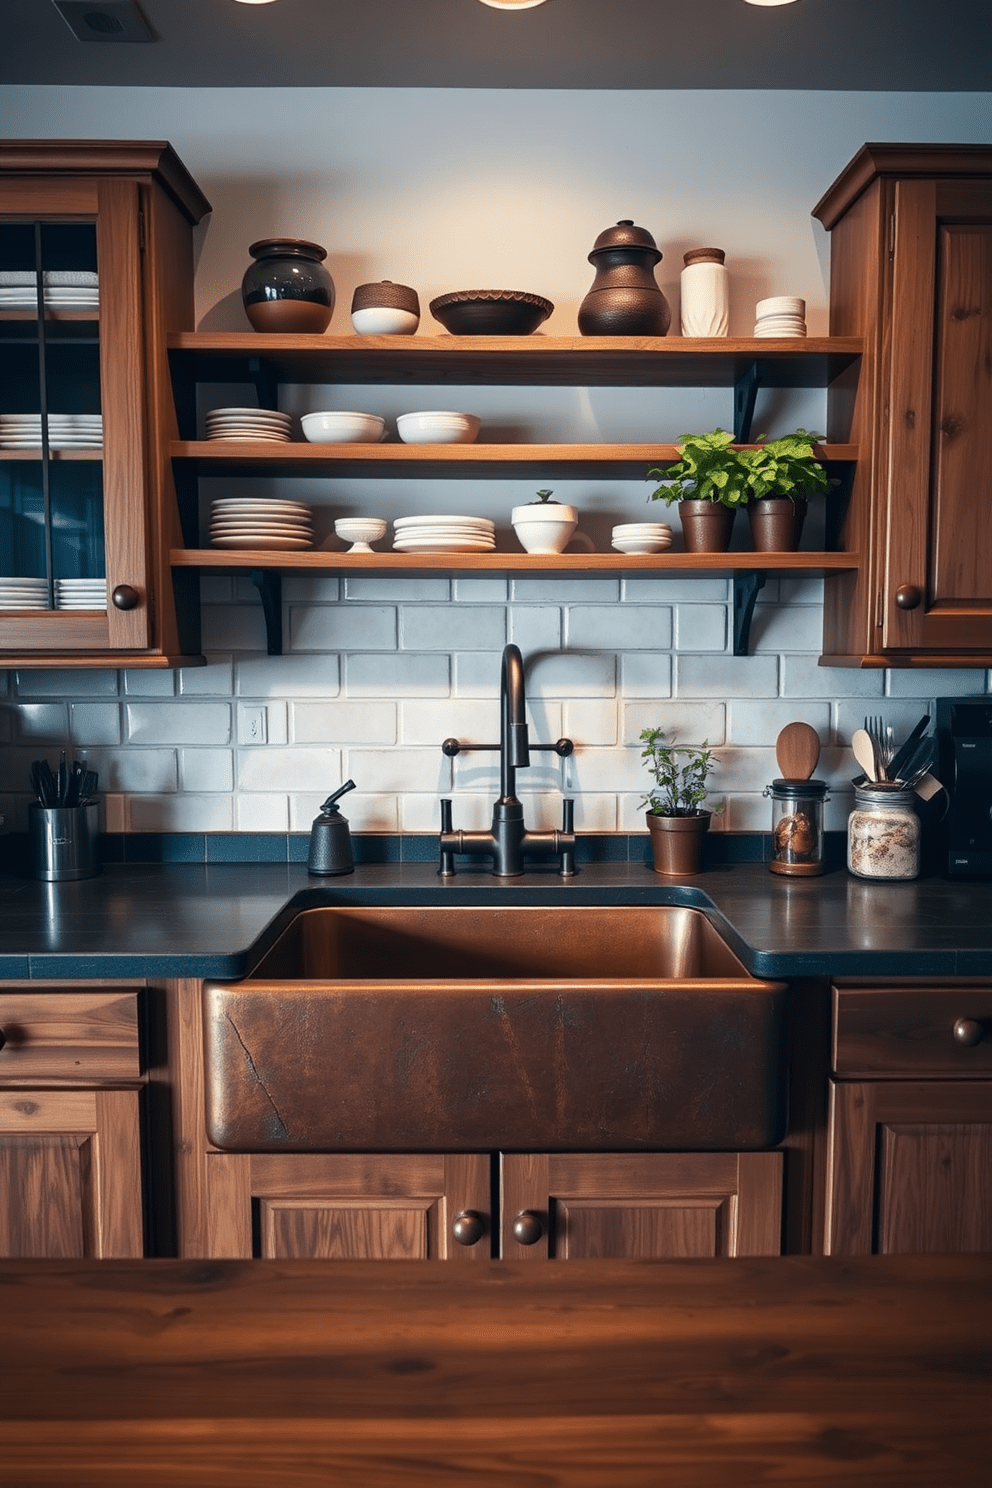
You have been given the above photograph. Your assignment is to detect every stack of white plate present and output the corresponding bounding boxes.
[0,270,99,310]
[204,407,293,443]
[611,522,674,555]
[209,497,313,551]
[0,576,50,609]
[754,296,807,338]
[0,413,103,449]
[393,515,496,553]
[55,578,106,610]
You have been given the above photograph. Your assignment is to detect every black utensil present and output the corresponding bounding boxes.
[888,714,931,783]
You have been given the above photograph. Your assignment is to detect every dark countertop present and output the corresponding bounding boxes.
[1,859,991,981]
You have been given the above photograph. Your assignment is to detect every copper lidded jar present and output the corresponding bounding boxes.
[578,220,671,337]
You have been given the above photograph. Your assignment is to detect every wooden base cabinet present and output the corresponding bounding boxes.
[825,982,992,1254]
[0,988,145,1257]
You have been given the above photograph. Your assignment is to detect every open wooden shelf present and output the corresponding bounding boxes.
[172,547,858,574]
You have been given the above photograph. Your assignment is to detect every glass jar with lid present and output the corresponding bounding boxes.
[765,778,828,876]
[847,782,920,881]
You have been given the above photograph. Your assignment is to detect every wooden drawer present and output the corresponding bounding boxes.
[833,983,992,1078]
[0,990,141,1085]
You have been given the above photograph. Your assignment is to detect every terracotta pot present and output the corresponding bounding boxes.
[645,810,711,876]
[678,501,736,554]
[747,496,808,553]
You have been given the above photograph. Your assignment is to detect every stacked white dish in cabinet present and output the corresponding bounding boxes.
[209,497,313,551]
[392,515,495,553]
[0,413,102,449]
[205,408,293,443]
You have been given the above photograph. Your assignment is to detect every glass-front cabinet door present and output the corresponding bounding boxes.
[0,147,209,665]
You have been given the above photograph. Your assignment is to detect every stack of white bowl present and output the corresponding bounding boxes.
[611,522,673,555]
[55,578,106,610]
[0,413,102,449]
[205,407,293,442]
[0,270,99,310]
[209,497,313,551]
[0,577,49,609]
[396,411,480,445]
[754,296,807,338]
[393,515,495,553]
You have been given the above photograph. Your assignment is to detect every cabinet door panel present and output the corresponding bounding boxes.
[203,1150,491,1262]
[0,1088,143,1258]
[501,1151,782,1261]
[826,1080,992,1254]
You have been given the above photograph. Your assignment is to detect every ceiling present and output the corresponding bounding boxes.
[2,0,990,90]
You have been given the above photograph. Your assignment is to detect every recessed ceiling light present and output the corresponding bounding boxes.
[479,1,550,10]
[742,1,800,7]
[229,1,279,6]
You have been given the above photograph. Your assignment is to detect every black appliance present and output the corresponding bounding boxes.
[936,698,992,878]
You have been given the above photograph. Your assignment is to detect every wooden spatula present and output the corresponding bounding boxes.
[775,721,821,781]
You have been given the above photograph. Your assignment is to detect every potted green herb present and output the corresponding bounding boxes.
[739,428,835,552]
[511,488,579,554]
[646,429,751,553]
[639,727,720,876]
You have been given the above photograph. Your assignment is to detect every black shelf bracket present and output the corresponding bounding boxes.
[247,356,280,412]
[249,569,283,655]
[733,361,765,443]
[732,571,766,656]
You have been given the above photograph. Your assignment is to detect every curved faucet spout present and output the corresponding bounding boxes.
[500,642,530,801]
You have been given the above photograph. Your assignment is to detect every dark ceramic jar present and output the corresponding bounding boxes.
[241,238,335,334]
[578,220,671,337]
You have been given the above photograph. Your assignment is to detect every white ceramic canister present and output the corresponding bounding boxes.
[680,248,729,338]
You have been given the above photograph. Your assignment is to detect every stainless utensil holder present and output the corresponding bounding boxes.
[29,802,100,881]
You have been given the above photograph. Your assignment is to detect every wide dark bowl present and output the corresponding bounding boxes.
[429,289,554,336]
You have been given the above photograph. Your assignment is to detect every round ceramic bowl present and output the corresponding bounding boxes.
[612,534,673,554]
[396,411,481,445]
[334,517,388,552]
[429,290,554,337]
[612,523,673,536]
[301,411,386,444]
[351,306,420,336]
[755,296,805,318]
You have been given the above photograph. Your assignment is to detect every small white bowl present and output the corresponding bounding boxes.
[755,296,805,318]
[301,411,386,444]
[333,517,388,552]
[351,306,420,336]
[396,411,481,445]
[612,534,673,554]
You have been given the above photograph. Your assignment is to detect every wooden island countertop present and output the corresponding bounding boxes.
[1,1254,989,1486]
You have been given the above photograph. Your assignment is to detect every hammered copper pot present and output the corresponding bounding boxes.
[578,219,671,336]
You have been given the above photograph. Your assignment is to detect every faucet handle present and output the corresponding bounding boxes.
[439,798,456,877]
[560,799,575,877]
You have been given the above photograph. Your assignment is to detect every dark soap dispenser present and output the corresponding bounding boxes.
[307,780,356,875]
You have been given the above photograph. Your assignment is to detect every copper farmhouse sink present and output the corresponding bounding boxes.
[204,905,788,1154]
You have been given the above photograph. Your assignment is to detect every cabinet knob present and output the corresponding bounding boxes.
[451,1210,485,1247]
[953,1017,984,1047]
[895,584,922,610]
[111,584,141,612]
[511,1210,544,1246]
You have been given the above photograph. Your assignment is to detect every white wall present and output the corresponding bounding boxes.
[1,87,990,837]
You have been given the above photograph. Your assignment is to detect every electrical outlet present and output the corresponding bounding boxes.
[241,705,268,745]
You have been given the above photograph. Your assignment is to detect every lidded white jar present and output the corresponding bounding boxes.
[680,247,729,338]
[847,783,920,881]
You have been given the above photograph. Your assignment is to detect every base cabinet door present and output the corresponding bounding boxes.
[500,1151,783,1261]
[202,1151,493,1261]
[825,1079,992,1255]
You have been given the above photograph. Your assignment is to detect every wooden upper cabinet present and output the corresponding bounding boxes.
[0,141,210,667]
[814,144,992,666]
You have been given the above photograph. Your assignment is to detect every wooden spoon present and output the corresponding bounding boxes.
[775,721,821,781]
[851,728,878,783]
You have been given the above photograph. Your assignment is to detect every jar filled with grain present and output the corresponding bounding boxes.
[847,783,920,881]
[766,778,828,876]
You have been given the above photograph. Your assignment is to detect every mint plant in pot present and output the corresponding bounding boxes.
[739,428,835,553]
[639,727,720,876]
[646,429,752,553]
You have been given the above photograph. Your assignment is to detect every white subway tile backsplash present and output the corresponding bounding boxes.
[453,578,508,603]
[570,792,619,832]
[562,699,618,747]
[511,577,619,603]
[123,669,175,697]
[281,575,342,603]
[86,749,178,794]
[528,651,617,697]
[351,747,450,795]
[509,606,562,651]
[619,652,672,698]
[179,658,235,696]
[345,577,450,602]
[674,604,727,652]
[127,702,232,746]
[729,700,829,745]
[201,604,269,652]
[288,791,397,833]
[401,793,447,833]
[403,605,505,651]
[290,604,397,652]
[128,793,233,833]
[567,606,672,651]
[180,748,235,793]
[239,746,341,793]
[236,793,289,832]
[750,603,825,653]
[237,653,340,698]
[887,668,987,697]
[294,700,396,745]
[676,655,779,697]
[402,698,498,745]
[69,703,122,747]
[10,703,67,743]
[622,578,729,603]
[15,669,118,698]
[622,701,726,746]
[781,656,884,699]
[346,653,449,697]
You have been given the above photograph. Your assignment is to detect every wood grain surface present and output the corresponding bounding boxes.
[2,1255,989,1485]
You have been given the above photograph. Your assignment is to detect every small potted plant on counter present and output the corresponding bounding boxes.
[639,727,720,876]
[646,429,751,553]
[739,428,835,552]
[511,488,579,554]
